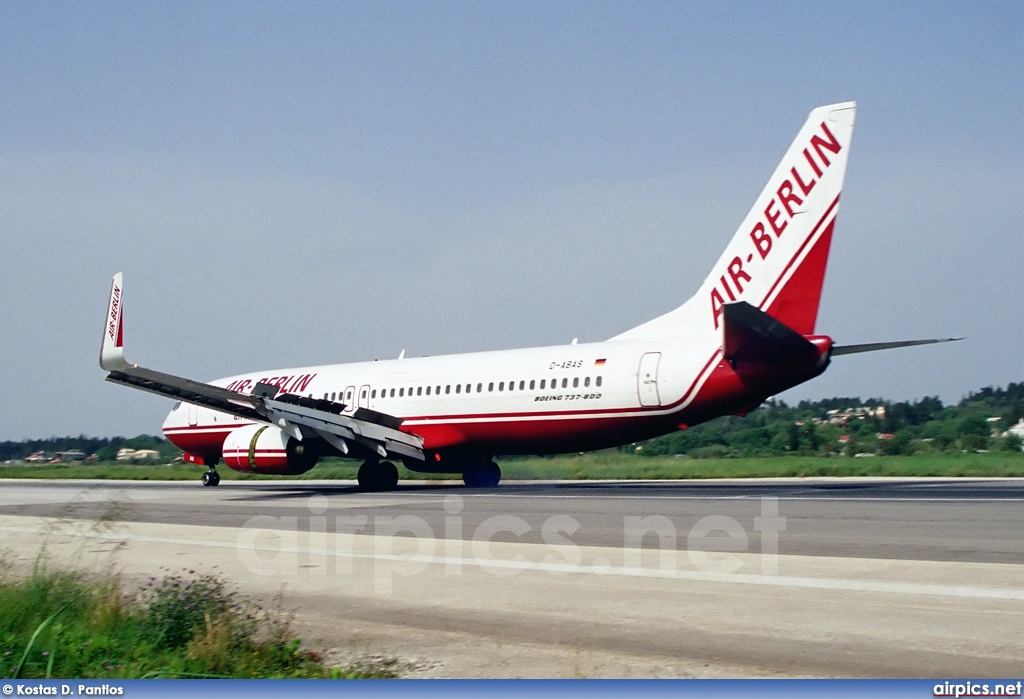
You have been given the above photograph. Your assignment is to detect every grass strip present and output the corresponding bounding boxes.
[1,452,1023,482]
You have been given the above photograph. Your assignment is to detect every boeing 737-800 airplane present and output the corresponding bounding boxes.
[100,102,957,490]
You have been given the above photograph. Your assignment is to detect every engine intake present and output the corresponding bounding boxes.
[222,424,318,475]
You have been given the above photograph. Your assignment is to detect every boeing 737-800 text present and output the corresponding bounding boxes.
[100,102,957,489]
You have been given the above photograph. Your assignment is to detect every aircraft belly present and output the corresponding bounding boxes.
[413,412,678,455]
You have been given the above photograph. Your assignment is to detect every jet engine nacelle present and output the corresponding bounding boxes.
[222,423,318,475]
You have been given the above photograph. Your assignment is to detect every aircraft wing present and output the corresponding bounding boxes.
[100,273,424,462]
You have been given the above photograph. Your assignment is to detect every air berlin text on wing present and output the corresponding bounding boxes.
[224,374,317,395]
[710,120,842,329]
[106,285,121,342]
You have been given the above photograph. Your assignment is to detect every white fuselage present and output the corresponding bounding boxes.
[162,335,732,463]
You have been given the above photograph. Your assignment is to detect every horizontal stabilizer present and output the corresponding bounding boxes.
[723,301,816,363]
[832,338,963,356]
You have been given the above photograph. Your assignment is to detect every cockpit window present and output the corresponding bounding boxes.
[172,402,182,411]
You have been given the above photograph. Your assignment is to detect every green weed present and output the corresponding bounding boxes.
[0,566,394,679]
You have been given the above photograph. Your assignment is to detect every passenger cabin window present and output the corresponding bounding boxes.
[562,378,568,388]
[488,382,494,392]
[390,388,396,397]
[529,380,535,390]
[499,382,504,391]
[466,384,472,393]
[372,389,377,399]
[573,378,579,388]
[540,379,546,389]
[426,386,431,395]
[417,387,422,396]
[584,377,590,387]
[445,385,451,394]
[596,376,602,387]
[399,388,405,397]
[456,384,461,394]
[519,380,525,390]
[477,383,482,392]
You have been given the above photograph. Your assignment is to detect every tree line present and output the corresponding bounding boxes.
[4,381,1024,462]
[638,381,1024,458]
[0,434,181,463]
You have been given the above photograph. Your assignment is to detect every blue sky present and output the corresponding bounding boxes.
[1,2,1022,439]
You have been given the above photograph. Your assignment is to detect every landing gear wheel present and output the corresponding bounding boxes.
[377,461,399,490]
[201,470,220,487]
[357,460,400,492]
[463,461,501,488]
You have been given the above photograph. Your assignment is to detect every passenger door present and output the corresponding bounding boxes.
[637,352,662,407]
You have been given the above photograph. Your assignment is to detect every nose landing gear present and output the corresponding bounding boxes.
[201,469,221,487]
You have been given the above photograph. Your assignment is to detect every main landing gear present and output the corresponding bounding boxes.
[201,469,221,487]
[357,460,399,492]
[463,460,501,488]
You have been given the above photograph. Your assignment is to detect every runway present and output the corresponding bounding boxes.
[2,477,1022,563]
[1,478,1022,677]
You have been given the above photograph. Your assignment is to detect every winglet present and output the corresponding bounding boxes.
[100,273,131,371]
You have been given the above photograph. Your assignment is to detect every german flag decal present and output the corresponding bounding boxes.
[594,358,607,366]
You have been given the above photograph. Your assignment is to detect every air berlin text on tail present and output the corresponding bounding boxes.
[710,120,843,329]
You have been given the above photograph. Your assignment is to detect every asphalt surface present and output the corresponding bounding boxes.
[2,477,1022,677]
[1,477,1023,564]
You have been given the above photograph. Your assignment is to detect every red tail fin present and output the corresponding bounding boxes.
[761,216,835,334]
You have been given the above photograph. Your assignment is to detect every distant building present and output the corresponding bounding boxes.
[1002,419,1024,450]
[116,448,161,461]
[132,449,161,461]
[1004,419,1024,439]
[821,406,887,426]
[57,450,85,461]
